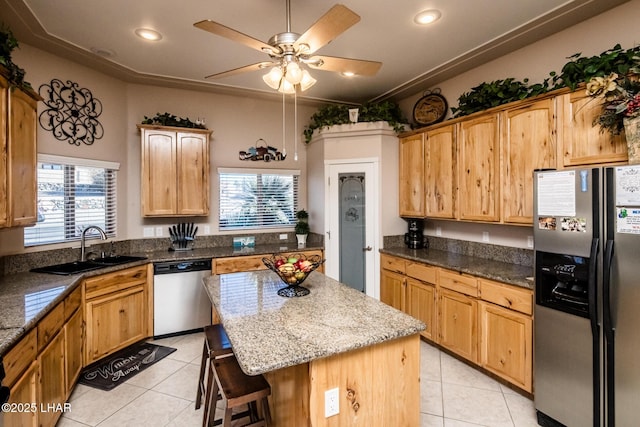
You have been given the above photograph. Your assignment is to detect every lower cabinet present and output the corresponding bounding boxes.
[4,361,38,427]
[84,265,149,364]
[438,288,478,363]
[380,253,533,393]
[1,287,83,427]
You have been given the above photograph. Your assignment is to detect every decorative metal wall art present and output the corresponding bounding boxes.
[38,79,104,146]
[239,138,286,162]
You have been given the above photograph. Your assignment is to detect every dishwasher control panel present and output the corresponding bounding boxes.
[153,259,212,275]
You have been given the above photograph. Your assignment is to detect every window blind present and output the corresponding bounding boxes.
[218,168,299,231]
[24,155,118,247]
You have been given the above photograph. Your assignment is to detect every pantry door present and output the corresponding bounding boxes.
[325,160,378,297]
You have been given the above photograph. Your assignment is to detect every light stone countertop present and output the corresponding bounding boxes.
[202,270,425,376]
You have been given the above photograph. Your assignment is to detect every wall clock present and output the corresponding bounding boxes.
[412,90,448,126]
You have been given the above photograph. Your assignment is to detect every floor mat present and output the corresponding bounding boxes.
[79,341,176,391]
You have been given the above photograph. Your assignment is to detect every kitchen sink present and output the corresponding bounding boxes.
[90,255,148,265]
[31,255,148,275]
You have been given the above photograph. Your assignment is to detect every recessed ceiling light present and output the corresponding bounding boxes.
[414,9,441,25]
[135,28,163,41]
[342,71,355,77]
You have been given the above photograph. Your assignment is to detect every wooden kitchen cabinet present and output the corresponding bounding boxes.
[478,301,532,392]
[558,89,628,166]
[139,125,212,217]
[439,287,478,363]
[64,303,84,395]
[0,73,39,228]
[380,254,406,311]
[425,124,457,219]
[4,361,38,427]
[501,98,557,224]
[406,278,436,341]
[457,114,501,222]
[398,133,425,217]
[38,330,65,427]
[84,265,150,363]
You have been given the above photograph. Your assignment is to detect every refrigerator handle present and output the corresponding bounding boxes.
[587,237,599,329]
[603,238,615,427]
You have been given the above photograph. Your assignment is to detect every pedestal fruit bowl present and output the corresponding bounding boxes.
[262,253,325,297]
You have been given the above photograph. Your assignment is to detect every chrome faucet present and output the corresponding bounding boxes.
[80,225,107,261]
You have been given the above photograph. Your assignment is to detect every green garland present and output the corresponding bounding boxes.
[141,112,207,129]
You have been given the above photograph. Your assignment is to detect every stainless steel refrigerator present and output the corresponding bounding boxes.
[533,165,640,427]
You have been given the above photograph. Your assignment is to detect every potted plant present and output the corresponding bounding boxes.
[295,209,310,247]
[0,24,30,89]
[303,100,407,143]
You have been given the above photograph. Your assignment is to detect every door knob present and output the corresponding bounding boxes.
[363,246,372,251]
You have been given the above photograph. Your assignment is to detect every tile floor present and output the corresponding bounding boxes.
[56,333,539,427]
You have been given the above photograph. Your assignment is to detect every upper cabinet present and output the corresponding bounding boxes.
[501,98,557,224]
[458,114,501,222]
[398,133,425,217]
[425,124,456,219]
[139,125,212,217]
[558,90,628,167]
[0,73,40,229]
[401,85,631,226]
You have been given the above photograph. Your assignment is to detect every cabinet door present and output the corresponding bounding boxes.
[398,133,425,217]
[559,90,628,166]
[406,278,436,342]
[502,98,557,224]
[0,76,7,227]
[64,307,84,396]
[3,361,38,427]
[38,331,65,427]
[141,129,177,216]
[425,124,456,219]
[380,269,405,311]
[7,86,38,227]
[439,288,477,363]
[478,301,532,392]
[85,286,147,363]
[458,114,500,222]
[177,132,209,215]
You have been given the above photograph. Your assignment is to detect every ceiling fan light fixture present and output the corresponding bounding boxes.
[414,9,441,25]
[299,70,317,91]
[279,79,296,94]
[134,28,163,41]
[263,67,284,90]
[284,61,303,85]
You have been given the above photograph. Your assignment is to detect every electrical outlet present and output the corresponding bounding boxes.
[482,231,490,242]
[279,233,288,240]
[155,227,163,237]
[143,227,154,237]
[436,227,442,236]
[325,387,339,418]
[204,225,211,234]
[527,236,534,248]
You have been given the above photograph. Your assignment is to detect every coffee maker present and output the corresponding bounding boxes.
[404,218,426,249]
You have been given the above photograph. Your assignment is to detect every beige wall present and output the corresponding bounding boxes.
[397,0,639,249]
[0,44,314,255]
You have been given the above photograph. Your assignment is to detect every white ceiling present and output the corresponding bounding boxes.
[0,0,628,105]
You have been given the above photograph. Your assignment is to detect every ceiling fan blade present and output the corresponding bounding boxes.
[194,20,277,54]
[293,4,360,54]
[308,56,382,76]
[205,62,275,79]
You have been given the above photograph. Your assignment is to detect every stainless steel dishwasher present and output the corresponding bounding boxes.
[153,259,212,338]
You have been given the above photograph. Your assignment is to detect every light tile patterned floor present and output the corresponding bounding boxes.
[56,333,538,427]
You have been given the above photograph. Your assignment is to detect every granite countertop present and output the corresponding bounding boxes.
[0,243,322,356]
[203,270,425,376]
[380,247,534,290]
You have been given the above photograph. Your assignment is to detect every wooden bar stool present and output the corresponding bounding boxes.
[196,324,233,411]
[205,354,272,427]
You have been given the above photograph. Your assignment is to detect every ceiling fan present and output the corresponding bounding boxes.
[194,0,382,92]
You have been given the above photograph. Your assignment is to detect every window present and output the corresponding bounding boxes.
[219,168,299,231]
[24,154,118,247]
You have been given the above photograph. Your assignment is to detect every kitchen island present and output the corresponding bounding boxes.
[202,270,425,426]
